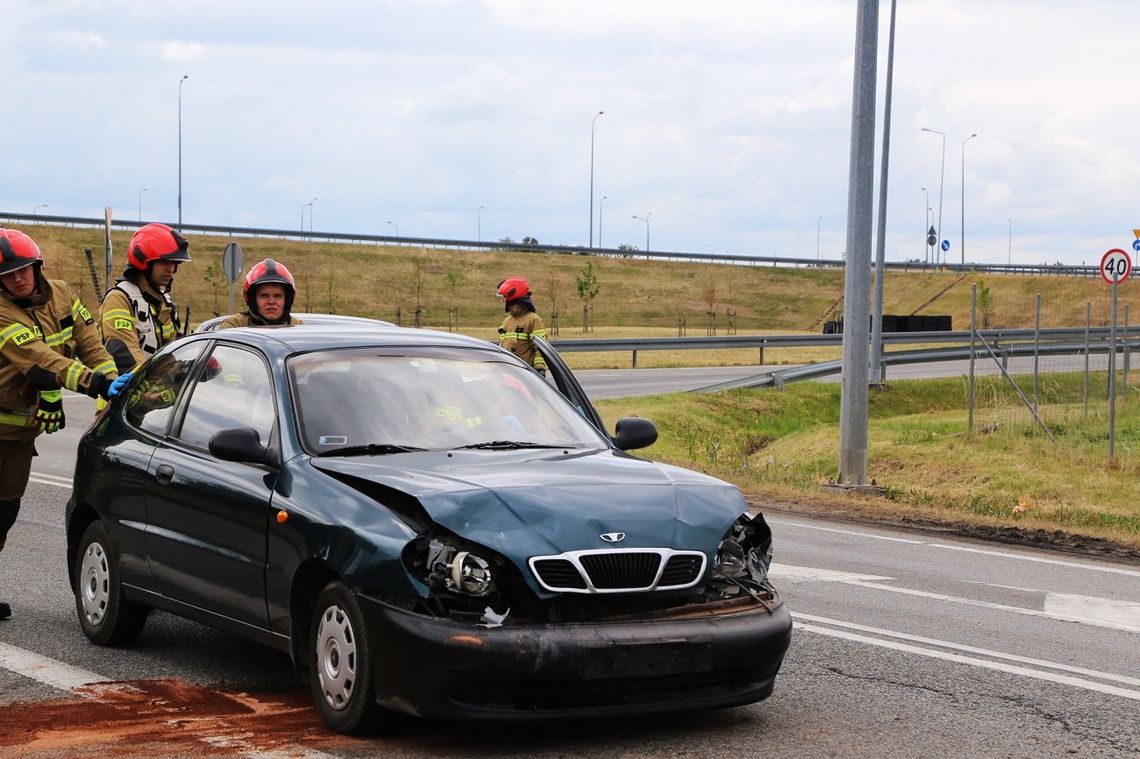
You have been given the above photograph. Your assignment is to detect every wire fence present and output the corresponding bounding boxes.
[968,285,1136,466]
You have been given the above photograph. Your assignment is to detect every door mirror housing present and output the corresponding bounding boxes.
[209,427,277,466]
[612,416,658,451]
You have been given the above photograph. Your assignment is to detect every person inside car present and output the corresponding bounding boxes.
[219,258,303,328]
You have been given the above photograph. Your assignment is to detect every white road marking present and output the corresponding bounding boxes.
[793,612,1140,688]
[1044,592,1140,629]
[768,517,1140,578]
[29,472,72,489]
[846,579,1140,633]
[0,641,106,693]
[794,620,1140,701]
[769,564,892,583]
[773,562,1140,632]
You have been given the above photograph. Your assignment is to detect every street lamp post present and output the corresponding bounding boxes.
[599,196,608,248]
[32,204,47,220]
[960,132,977,265]
[589,110,604,248]
[178,74,189,230]
[816,216,822,260]
[387,220,399,238]
[632,213,651,252]
[305,197,317,232]
[921,127,945,262]
[1008,218,1012,266]
[478,205,484,242]
[921,186,929,262]
[138,188,147,222]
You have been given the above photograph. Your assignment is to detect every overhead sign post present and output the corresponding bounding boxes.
[1100,247,1132,463]
[222,241,244,314]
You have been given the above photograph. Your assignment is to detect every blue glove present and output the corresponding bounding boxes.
[107,372,134,399]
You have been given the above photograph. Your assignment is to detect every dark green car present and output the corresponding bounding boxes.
[66,324,791,734]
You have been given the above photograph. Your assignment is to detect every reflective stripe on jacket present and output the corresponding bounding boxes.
[498,311,548,370]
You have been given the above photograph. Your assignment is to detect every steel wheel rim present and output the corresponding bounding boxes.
[79,541,110,626]
[316,604,357,711]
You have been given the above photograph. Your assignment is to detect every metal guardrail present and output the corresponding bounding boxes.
[0,212,1100,277]
[549,327,1120,353]
[690,338,1140,393]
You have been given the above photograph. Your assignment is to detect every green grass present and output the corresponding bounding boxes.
[596,374,1140,548]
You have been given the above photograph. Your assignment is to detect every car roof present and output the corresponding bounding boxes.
[195,312,395,333]
[191,323,502,356]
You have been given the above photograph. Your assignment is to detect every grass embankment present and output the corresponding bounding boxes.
[596,374,1140,550]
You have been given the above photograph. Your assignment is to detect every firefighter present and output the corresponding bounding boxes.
[496,277,548,375]
[218,258,303,328]
[0,229,127,620]
[99,222,190,374]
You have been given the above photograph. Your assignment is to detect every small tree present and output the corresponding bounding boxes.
[977,280,994,329]
[445,269,464,332]
[522,236,539,246]
[548,273,560,336]
[704,280,718,336]
[617,243,638,259]
[575,261,601,333]
[202,262,227,316]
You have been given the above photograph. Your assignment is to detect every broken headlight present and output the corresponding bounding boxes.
[714,512,773,587]
[421,539,496,597]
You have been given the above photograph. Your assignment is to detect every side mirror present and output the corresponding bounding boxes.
[209,427,276,466]
[612,416,658,451]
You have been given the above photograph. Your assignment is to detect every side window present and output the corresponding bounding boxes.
[176,345,275,449]
[125,342,205,435]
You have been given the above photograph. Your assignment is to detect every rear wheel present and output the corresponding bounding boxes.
[74,521,148,645]
[308,581,385,734]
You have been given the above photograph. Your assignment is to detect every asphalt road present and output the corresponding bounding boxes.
[2,393,1138,757]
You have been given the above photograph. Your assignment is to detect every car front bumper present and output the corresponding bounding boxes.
[359,594,792,722]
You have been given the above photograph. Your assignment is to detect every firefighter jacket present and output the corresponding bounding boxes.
[498,311,548,370]
[0,276,117,440]
[217,311,303,329]
[99,276,179,373]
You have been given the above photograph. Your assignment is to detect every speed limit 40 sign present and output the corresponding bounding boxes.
[1100,248,1132,284]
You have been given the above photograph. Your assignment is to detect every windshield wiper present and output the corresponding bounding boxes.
[317,443,426,457]
[455,440,574,450]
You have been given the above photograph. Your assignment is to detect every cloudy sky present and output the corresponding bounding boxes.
[4,0,1138,266]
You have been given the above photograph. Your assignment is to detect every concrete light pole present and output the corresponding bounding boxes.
[589,111,604,247]
[178,75,189,230]
[921,127,945,263]
[599,196,608,248]
[478,205,484,242]
[632,213,650,252]
[960,132,977,265]
[138,188,147,222]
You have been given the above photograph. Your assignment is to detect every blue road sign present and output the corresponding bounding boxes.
[1131,239,1140,253]
[940,239,950,252]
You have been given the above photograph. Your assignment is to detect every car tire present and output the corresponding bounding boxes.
[308,581,384,734]
[74,521,148,646]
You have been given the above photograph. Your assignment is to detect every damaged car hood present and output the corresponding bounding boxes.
[310,448,745,560]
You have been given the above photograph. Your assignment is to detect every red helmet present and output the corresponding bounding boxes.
[0,229,45,276]
[127,223,191,271]
[496,277,530,302]
[243,258,296,308]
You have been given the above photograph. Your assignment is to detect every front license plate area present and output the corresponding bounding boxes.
[581,642,713,679]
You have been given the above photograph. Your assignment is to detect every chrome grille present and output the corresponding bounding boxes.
[529,549,707,594]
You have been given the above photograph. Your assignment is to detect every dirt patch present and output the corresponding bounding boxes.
[0,679,341,758]
[750,494,1140,563]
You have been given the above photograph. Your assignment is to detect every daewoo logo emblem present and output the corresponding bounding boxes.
[600,532,626,543]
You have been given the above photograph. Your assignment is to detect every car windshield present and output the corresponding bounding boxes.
[288,347,609,454]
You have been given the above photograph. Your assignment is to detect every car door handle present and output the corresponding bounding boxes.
[155,464,174,484]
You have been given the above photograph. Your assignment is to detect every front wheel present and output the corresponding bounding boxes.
[74,521,148,646]
[308,581,386,734]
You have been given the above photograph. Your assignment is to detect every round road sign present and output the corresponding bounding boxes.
[1100,248,1132,285]
[1132,239,1140,253]
[940,239,950,252]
